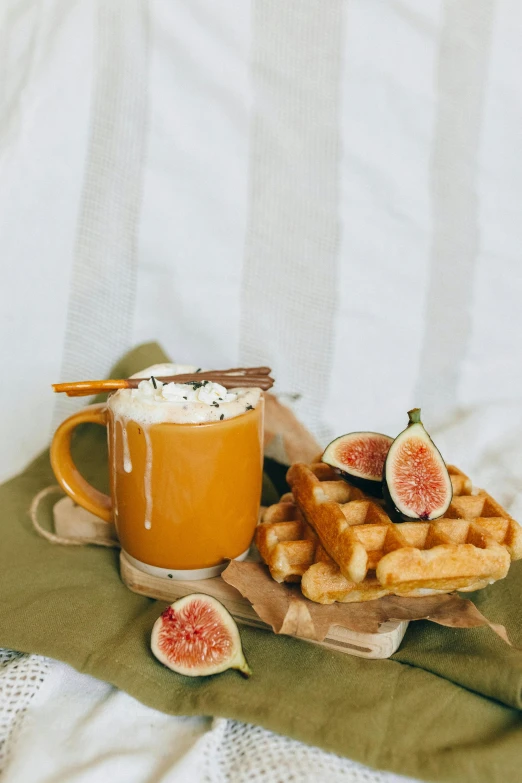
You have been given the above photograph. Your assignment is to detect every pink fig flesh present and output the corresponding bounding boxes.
[384,409,452,520]
[389,437,451,519]
[151,594,251,678]
[322,432,393,481]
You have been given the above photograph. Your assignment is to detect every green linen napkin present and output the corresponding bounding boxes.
[0,343,521,783]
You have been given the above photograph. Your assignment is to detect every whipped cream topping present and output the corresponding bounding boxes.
[108,363,261,424]
[135,377,239,406]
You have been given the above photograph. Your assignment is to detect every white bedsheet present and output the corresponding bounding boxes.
[0,656,413,783]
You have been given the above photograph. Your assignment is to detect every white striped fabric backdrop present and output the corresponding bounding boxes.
[1,0,521,486]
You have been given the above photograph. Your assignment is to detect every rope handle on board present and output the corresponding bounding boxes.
[29,486,120,549]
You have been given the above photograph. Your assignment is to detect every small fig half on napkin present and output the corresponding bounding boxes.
[151,593,252,678]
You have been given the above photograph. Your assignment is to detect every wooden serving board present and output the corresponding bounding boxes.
[54,497,408,659]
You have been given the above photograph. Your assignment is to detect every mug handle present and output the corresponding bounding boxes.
[50,403,112,522]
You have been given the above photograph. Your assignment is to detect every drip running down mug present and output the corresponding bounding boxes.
[50,391,264,580]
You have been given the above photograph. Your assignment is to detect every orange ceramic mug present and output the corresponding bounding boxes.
[51,369,264,580]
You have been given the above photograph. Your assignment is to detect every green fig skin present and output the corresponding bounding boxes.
[383,408,453,522]
[407,408,422,425]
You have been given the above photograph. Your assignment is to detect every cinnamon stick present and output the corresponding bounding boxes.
[53,367,274,397]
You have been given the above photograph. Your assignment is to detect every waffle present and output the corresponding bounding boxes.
[256,462,522,604]
[255,463,364,583]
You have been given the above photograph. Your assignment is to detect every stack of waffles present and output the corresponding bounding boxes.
[256,461,522,604]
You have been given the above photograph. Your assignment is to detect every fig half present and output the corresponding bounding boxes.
[383,408,452,521]
[322,431,393,496]
[151,594,251,678]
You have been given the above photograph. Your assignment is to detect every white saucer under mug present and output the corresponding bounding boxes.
[124,549,250,581]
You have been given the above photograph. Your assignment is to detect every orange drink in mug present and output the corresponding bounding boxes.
[50,364,264,579]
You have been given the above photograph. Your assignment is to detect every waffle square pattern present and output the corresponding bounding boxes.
[256,463,522,604]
